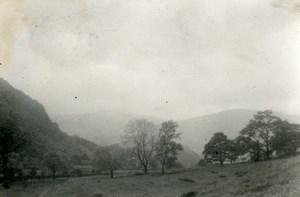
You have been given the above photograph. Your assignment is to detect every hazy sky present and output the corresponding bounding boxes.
[0,0,300,119]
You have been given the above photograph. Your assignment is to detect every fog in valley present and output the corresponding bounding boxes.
[1,0,300,196]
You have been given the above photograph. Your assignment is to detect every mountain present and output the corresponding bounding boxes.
[177,109,300,155]
[53,108,300,165]
[52,112,201,167]
[0,78,98,162]
[52,111,161,146]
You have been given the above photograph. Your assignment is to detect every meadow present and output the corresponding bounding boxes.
[1,155,300,197]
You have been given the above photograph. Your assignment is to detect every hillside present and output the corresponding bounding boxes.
[0,78,200,168]
[0,78,98,162]
[2,155,300,196]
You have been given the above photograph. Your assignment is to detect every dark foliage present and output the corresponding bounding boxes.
[202,132,235,165]
[240,110,281,159]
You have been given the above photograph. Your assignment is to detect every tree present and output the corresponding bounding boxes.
[44,152,62,179]
[271,121,300,156]
[123,119,157,174]
[240,110,280,160]
[93,144,122,178]
[235,135,263,161]
[155,120,183,174]
[0,109,29,188]
[227,139,238,164]
[203,132,231,166]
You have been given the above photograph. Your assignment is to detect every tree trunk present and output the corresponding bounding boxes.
[266,143,270,159]
[220,160,223,166]
[293,148,297,156]
[161,158,165,174]
[2,152,9,189]
[110,169,114,178]
[161,164,165,174]
[52,166,56,179]
[143,165,148,175]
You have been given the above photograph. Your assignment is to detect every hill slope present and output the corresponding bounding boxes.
[0,78,97,161]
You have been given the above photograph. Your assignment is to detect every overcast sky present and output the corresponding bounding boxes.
[0,0,300,119]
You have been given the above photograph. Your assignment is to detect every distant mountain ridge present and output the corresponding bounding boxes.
[2,77,299,169]
[53,108,300,158]
[52,111,202,167]
[52,110,161,146]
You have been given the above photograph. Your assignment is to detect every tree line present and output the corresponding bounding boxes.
[201,110,300,166]
[94,119,183,177]
[2,109,300,189]
[0,114,183,188]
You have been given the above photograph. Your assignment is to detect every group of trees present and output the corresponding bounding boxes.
[123,119,183,175]
[0,108,184,189]
[18,118,185,182]
[0,108,95,187]
[0,108,31,188]
[93,119,183,177]
[203,110,300,166]
[4,107,299,188]
[93,119,183,178]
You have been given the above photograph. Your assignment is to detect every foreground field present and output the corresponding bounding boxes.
[1,156,300,197]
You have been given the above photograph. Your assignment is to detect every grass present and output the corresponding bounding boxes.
[1,155,300,196]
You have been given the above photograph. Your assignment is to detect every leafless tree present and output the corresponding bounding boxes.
[123,119,157,174]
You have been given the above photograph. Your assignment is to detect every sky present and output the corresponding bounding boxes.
[0,0,300,120]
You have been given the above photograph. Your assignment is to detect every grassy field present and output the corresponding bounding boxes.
[1,155,300,197]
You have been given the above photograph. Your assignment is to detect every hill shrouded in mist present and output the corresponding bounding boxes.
[52,112,200,167]
[53,108,300,157]
[4,76,299,167]
[52,111,160,146]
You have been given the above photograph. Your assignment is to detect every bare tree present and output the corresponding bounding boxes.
[123,119,157,175]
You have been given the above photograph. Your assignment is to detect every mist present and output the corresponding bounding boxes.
[1,0,300,120]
